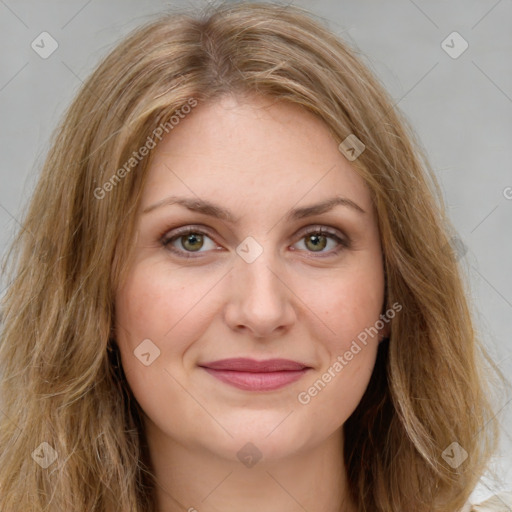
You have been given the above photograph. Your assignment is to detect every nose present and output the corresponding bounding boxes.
[223,249,297,339]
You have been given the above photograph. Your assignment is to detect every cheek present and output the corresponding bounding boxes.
[308,259,386,349]
[297,257,384,414]
[306,348,377,429]
[296,320,379,443]
[115,261,216,352]
[113,263,214,439]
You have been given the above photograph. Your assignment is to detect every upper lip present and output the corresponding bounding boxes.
[199,358,310,372]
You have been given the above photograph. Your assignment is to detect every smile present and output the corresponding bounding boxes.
[201,368,309,391]
[199,358,311,391]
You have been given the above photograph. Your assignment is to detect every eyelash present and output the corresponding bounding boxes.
[160,224,350,260]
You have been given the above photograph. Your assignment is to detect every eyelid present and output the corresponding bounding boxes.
[160,223,349,258]
[294,224,346,241]
[158,224,218,257]
[291,225,350,258]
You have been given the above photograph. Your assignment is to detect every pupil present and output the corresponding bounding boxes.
[307,234,326,251]
[184,234,202,251]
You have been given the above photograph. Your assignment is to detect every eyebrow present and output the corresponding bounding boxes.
[142,195,366,222]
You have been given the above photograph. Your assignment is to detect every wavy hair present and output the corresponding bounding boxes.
[0,2,504,511]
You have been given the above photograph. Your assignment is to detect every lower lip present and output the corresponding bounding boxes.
[201,368,309,391]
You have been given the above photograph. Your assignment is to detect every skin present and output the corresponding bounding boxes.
[114,93,389,512]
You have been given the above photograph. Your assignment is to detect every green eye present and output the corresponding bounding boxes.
[161,225,348,259]
[292,228,348,257]
[162,229,217,256]
[304,233,328,252]
[179,233,205,252]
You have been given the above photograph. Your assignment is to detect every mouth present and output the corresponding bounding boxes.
[198,358,311,391]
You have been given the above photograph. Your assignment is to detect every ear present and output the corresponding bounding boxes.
[378,301,392,342]
[379,320,391,342]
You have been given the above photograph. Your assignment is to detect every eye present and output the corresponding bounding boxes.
[291,226,349,257]
[161,226,219,258]
[161,224,349,259]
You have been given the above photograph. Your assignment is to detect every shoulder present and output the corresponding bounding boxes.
[463,491,512,511]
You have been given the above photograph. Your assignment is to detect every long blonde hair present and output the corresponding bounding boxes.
[0,3,504,511]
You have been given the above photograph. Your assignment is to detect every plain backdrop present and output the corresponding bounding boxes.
[0,0,511,504]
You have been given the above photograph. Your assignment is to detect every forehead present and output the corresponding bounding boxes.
[142,94,373,217]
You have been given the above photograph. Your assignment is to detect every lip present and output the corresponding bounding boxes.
[199,358,311,391]
[200,358,309,372]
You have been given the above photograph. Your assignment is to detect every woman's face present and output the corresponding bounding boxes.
[115,93,388,462]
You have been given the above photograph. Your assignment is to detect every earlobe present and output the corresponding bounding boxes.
[378,314,391,342]
[379,334,390,344]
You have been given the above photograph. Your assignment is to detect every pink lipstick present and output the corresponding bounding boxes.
[199,358,310,391]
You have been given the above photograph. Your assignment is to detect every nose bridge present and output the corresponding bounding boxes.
[235,238,283,305]
[226,235,295,335]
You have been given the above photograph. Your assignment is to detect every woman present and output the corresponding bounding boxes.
[0,3,509,511]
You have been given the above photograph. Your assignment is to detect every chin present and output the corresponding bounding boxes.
[203,418,318,464]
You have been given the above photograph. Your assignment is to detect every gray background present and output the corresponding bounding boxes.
[0,0,510,504]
